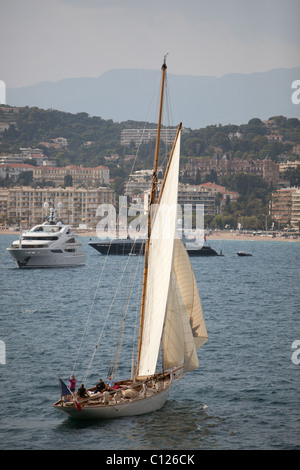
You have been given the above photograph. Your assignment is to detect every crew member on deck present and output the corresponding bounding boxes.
[68,375,77,392]
[77,384,87,398]
[106,376,115,390]
[94,378,106,393]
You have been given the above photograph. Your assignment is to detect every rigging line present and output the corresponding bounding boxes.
[152,75,173,181]
[164,73,174,129]
[164,82,176,167]
[131,241,146,379]
[127,72,162,177]
[131,242,145,361]
[82,243,135,384]
[111,244,143,378]
[127,241,145,381]
[108,238,138,374]
[71,239,112,376]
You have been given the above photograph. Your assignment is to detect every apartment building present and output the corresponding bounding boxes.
[0,186,115,228]
[124,170,153,197]
[177,183,215,215]
[121,128,178,147]
[279,161,300,173]
[32,165,110,187]
[0,153,49,166]
[270,188,299,227]
[183,156,280,186]
[0,154,30,165]
[0,188,8,223]
[291,189,300,228]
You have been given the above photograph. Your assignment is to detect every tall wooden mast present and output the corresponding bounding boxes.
[136,57,167,376]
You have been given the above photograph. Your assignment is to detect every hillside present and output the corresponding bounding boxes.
[0,106,299,170]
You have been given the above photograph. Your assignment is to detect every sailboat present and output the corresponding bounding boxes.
[53,58,208,419]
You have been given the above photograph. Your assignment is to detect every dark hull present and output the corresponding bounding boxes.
[89,240,220,257]
[89,240,145,255]
[187,245,219,256]
[237,251,252,256]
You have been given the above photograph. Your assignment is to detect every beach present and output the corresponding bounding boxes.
[206,230,300,242]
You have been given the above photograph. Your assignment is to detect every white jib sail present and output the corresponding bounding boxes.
[162,237,208,373]
[137,132,181,378]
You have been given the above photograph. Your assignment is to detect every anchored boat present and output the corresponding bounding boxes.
[7,200,85,268]
[88,235,220,257]
[237,251,252,257]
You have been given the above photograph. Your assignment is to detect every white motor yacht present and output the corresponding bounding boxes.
[7,202,86,268]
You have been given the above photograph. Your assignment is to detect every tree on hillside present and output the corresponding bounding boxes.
[16,171,33,186]
[221,173,269,196]
[210,132,230,152]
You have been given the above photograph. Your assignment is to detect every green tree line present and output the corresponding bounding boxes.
[1,107,299,166]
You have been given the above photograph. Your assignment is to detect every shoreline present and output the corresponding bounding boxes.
[205,232,300,242]
[1,229,299,242]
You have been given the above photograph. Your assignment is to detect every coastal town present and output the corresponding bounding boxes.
[0,106,299,236]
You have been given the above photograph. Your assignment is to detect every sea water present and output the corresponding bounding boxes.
[0,234,299,450]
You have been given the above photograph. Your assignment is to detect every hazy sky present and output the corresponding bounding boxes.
[1,0,300,88]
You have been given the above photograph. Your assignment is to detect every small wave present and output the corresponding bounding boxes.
[21,309,37,314]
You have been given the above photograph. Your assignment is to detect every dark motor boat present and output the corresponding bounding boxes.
[89,237,221,257]
[237,251,252,256]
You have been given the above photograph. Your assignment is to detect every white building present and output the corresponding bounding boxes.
[0,163,35,181]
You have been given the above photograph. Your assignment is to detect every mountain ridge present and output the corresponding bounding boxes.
[6,67,300,129]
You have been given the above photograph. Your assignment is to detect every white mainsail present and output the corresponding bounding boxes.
[137,131,181,378]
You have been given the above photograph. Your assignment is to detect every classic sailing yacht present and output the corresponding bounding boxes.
[53,58,207,419]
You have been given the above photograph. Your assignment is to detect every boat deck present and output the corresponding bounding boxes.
[53,377,171,410]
